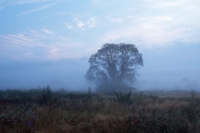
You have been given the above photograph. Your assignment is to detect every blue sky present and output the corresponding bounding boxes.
[0,0,200,90]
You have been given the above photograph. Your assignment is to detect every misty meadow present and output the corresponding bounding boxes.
[1,0,200,132]
[1,87,200,133]
[1,43,200,133]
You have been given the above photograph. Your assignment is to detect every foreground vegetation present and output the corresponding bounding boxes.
[0,86,200,133]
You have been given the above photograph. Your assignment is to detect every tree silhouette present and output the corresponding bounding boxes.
[86,43,143,93]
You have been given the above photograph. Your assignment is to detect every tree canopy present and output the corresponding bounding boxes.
[86,43,143,93]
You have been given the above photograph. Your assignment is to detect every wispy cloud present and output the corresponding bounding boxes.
[73,17,98,30]
[102,15,200,47]
[16,0,52,5]
[1,34,33,47]
[16,0,64,16]
[77,22,85,30]
[73,18,86,30]
[94,0,200,47]
[42,29,53,34]
[0,29,92,60]
[16,4,52,16]
[86,17,97,28]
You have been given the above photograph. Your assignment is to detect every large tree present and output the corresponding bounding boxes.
[86,43,143,93]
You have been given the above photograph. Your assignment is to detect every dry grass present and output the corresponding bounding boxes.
[1,89,200,133]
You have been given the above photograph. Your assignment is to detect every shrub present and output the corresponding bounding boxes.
[114,90,132,104]
[40,85,52,104]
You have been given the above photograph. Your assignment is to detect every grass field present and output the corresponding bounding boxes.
[0,86,200,133]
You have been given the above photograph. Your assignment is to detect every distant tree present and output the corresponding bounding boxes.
[86,43,143,93]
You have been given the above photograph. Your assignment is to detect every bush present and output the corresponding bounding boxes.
[115,90,132,104]
[40,85,52,104]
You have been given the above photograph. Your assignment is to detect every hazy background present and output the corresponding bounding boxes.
[0,0,200,91]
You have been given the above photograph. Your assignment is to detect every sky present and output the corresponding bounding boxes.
[0,0,200,90]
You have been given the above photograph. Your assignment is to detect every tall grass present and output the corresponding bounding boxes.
[1,87,200,133]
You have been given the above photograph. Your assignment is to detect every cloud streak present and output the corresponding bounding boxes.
[16,4,52,16]
[0,29,93,60]
[102,16,200,47]
[98,0,200,47]
[16,0,64,16]
[16,0,52,5]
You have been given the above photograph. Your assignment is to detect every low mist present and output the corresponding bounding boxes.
[0,57,199,92]
[0,58,91,91]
